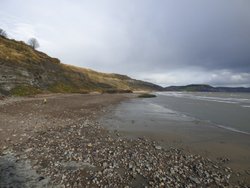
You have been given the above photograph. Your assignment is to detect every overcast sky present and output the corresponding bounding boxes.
[1,0,250,87]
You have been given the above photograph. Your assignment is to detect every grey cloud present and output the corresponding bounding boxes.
[1,0,250,86]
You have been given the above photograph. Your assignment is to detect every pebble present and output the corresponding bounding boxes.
[103,162,108,168]
[155,145,162,150]
[4,116,245,187]
[87,143,92,147]
[189,176,201,184]
[25,148,33,153]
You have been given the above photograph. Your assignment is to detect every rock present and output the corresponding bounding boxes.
[37,176,45,181]
[128,162,133,169]
[170,168,175,175]
[214,177,221,183]
[25,148,33,153]
[103,162,108,168]
[204,171,210,178]
[43,98,47,104]
[62,174,66,180]
[2,145,7,150]
[155,145,162,150]
[62,161,95,171]
[189,176,200,184]
[87,143,93,147]
[83,122,89,128]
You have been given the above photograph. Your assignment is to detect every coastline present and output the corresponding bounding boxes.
[0,94,248,187]
[100,96,250,185]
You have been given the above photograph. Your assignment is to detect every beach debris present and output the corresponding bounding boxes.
[87,143,93,147]
[155,145,162,150]
[189,176,201,184]
[25,148,33,153]
[43,98,47,104]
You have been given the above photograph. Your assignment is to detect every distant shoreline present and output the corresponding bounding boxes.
[164,84,250,92]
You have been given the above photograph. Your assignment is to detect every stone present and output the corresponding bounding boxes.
[103,162,108,168]
[155,145,162,150]
[128,163,133,169]
[170,168,175,175]
[189,176,200,184]
[25,148,33,153]
[87,143,93,147]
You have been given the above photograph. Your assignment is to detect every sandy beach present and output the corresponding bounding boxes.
[0,94,249,187]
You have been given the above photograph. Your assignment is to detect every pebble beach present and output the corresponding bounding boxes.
[0,94,248,187]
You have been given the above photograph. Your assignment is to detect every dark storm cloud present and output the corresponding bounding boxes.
[1,0,250,86]
[119,0,250,73]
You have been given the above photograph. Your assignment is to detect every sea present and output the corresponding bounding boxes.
[101,92,250,174]
[102,92,250,135]
[154,92,250,134]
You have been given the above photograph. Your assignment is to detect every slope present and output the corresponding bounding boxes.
[0,36,162,96]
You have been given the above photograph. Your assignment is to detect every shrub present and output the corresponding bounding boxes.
[138,93,156,98]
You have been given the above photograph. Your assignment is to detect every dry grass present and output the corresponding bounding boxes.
[0,36,161,96]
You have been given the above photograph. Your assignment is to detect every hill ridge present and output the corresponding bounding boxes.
[164,84,250,92]
[0,36,162,96]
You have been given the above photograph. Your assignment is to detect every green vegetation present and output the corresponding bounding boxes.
[138,93,157,98]
[164,84,250,92]
[0,36,162,96]
[10,85,42,96]
[164,84,215,92]
[101,89,133,94]
[48,83,79,93]
[0,36,60,66]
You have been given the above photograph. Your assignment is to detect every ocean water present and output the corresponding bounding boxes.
[101,92,250,175]
[155,92,250,134]
[102,92,250,135]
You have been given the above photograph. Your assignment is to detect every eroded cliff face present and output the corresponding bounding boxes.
[0,58,94,96]
[0,62,35,95]
[0,61,61,93]
[0,36,162,96]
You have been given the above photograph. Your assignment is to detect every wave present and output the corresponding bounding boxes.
[157,92,250,105]
[241,105,250,108]
[215,124,250,135]
[144,101,194,121]
[145,97,250,135]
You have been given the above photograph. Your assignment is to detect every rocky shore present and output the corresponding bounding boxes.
[0,94,248,187]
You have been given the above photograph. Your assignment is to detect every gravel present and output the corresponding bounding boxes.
[0,94,249,187]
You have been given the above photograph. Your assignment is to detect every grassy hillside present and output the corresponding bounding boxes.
[164,84,215,92]
[0,36,162,96]
[164,84,250,92]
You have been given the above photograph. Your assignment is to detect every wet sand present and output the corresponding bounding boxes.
[100,98,250,185]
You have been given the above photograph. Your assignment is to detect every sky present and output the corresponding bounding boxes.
[1,0,250,87]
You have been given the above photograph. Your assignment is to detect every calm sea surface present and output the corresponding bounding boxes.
[155,92,250,134]
[101,92,250,178]
[102,92,250,135]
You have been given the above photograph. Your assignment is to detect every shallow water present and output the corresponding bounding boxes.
[100,92,250,182]
[102,92,250,134]
[155,92,250,134]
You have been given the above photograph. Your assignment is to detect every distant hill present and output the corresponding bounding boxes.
[0,36,163,96]
[164,84,250,92]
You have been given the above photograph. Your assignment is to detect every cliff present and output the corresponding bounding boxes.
[0,36,162,96]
